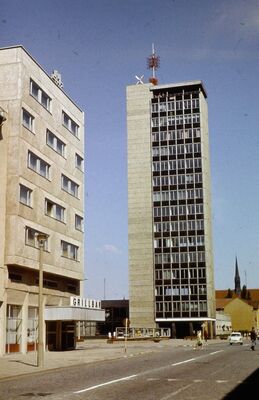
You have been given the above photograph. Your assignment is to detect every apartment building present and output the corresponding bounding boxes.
[0,46,104,355]
[127,81,215,338]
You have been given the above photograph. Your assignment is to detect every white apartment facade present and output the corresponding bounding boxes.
[0,46,103,355]
[127,81,215,338]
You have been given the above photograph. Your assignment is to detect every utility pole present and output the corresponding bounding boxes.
[124,318,128,355]
[36,233,48,367]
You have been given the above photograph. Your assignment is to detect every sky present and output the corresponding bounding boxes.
[1,0,259,299]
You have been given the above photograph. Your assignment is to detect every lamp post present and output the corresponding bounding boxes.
[36,233,48,368]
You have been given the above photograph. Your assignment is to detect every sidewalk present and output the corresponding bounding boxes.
[0,338,222,381]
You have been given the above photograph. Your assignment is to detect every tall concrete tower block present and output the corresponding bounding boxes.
[127,81,215,337]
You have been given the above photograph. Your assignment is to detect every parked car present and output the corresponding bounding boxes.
[228,332,243,345]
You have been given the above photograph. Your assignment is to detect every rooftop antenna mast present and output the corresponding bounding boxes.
[244,270,247,287]
[147,43,160,85]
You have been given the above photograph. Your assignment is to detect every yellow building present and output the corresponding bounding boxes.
[224,298,253,332]
[216,296,257,333]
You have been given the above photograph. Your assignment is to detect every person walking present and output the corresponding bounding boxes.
[250,327,257,351]
[196,330,203,349]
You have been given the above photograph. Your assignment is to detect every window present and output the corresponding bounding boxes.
[165,287,172,296]
[173,302,181,312]
[46,130,66,157]
[67,283,77,294]
[61,174,79,197]
[155,286,163,296]
[25,227,48,250]
[61,240,79,261]
[19,184,32,207]
[75,214,83,231]
[9,273,22,282]
[30,80,51,111]
[156,302,163,312]
[6,305,22,353]
[199,301,207,311]
[35,278,58,289]
[27,307,38,351]
[62,111,79,137]
[22,108,34,132]
[192,99,199,108]
[45,199,65,222]
[155,254,162,265]
[151,103,158,113]
[155,269,162,279]
[75,153,83,171]
[28,151,50,179]
[172,286,180,296]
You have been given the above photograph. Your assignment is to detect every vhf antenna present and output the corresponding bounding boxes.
[147,43,160,85]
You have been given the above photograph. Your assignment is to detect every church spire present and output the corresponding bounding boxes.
[234,256,241,296]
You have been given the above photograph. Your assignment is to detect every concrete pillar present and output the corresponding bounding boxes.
[76,321,80,340]
[43,296,47,350]
[171,322,176,338]
[56,321,62,351]
[21,293,29,354]
[208,320,215,339]
[189,322,194,336]
[0,300,5,355]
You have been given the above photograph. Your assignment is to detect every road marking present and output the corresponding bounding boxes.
[73,374,137,394]
[209,350,224,355]
[160,384,193,399]
[216,380,228,383]
[171,350,224,367]
[74,349,225,394]
[172,358,195,366]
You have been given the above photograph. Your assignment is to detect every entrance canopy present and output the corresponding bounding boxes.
[45,306,105,322]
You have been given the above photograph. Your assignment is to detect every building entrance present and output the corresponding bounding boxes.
[61,321,75,350]
[46,321,76,351]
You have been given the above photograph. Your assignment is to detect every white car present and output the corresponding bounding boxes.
[229,332,243,345]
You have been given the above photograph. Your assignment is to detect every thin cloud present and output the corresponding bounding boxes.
[97,244,121,254]
[210,1,259,34]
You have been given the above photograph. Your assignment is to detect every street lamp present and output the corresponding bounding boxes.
[36,233,48,368]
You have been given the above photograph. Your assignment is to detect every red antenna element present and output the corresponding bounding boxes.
[147,44,160,85]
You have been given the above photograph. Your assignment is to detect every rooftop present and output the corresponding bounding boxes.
[0,45,83,112]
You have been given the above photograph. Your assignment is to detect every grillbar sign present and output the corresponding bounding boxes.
[70,296,101,309]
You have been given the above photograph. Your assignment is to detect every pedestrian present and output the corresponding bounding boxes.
[196,330,203,349]
[250,327,256,351]
[204,329,208,342]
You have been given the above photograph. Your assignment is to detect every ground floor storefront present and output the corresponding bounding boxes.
[157,318,216,339]
[0,296,105,355]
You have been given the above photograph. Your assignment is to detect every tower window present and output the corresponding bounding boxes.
[46,130,66,157]
[61,174,79,198]
[28,151,50,180]
[45,199,65,222]
[22,108,35,132]
[30,79,51,112]
[19,184,32,207]
[61,241,79,261]
[62,111,79,138]
[75,153,83,171]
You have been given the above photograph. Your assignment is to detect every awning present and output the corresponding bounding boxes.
[45,306,105,322]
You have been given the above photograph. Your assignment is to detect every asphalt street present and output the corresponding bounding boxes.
[0,340,258,400]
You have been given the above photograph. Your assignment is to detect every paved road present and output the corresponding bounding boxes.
[0,341,258,399]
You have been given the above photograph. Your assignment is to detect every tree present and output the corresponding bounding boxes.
[225,288,233,298]
[241,285,247,299]
[241,285,251,300]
